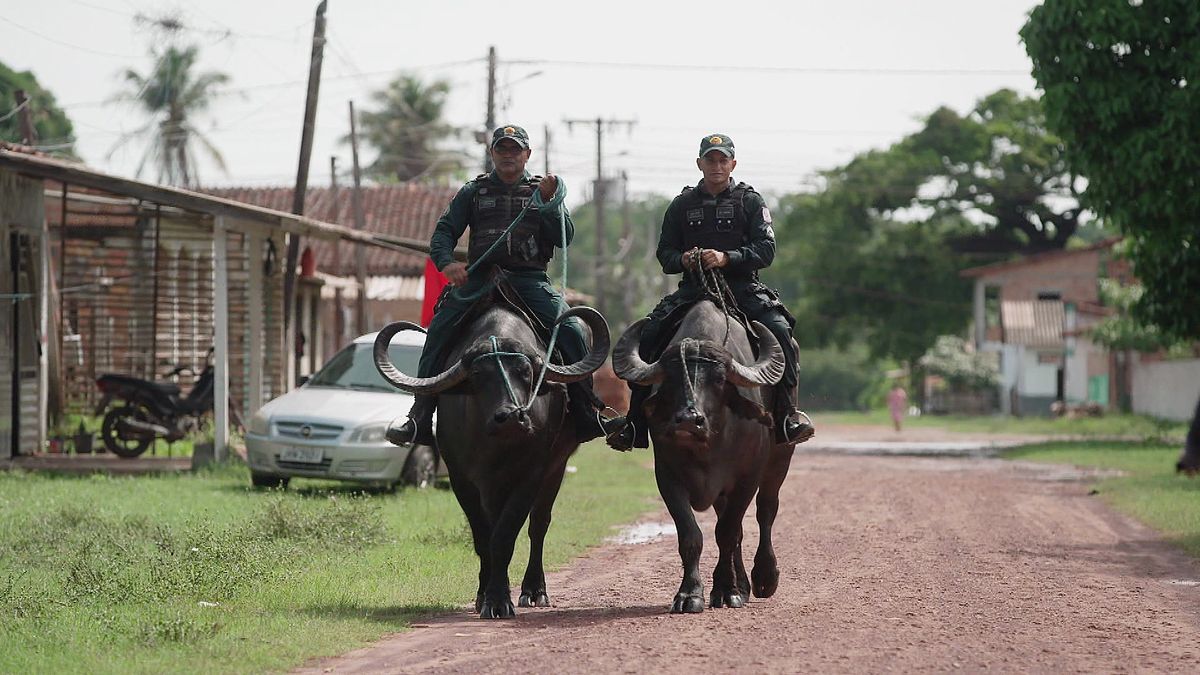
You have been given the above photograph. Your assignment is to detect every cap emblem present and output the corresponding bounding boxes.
[709,135,723,144]
[504,126,516,135]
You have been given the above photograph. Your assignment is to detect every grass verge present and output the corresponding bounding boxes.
[0,441,658,674]
[818,409,1186,440]
[1004,441,1200,558]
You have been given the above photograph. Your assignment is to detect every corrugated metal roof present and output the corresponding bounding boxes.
[207,184,458,278]
[1002,299,1064,347]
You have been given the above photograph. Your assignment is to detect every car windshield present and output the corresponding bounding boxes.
[306,343,420,392]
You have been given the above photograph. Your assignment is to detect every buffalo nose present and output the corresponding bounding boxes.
[674,408,705,427]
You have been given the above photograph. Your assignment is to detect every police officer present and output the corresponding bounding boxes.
[388,124,622,447]
[608,133,813,450]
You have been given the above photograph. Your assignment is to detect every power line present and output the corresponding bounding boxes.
[507,58,1029,77]
[0,14,139,59]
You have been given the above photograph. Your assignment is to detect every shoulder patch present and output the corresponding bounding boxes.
[762,206,773,224]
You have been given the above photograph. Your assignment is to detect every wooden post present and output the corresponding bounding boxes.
[212,217,230,460]
[348,100,368,336]
[283,0,328,388]
[484,46,496,173]
[329,155,344,352]
[13,90,37,145]
[247,231,264,417]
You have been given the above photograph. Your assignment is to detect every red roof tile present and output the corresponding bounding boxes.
[206,184,458,277]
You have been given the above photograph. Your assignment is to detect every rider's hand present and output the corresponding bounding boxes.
[681,247,700,270]
[442,262,468,286]
[539,174,558,201]
[701,249,728,269]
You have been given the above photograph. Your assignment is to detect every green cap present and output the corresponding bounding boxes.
[491,124,530,149]
[699,133,735,158]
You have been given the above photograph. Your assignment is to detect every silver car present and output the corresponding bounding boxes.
[244,331,436,489]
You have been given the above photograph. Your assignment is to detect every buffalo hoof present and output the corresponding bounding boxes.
[751,565,779,598]
[518,591,550,607]
[710,590,747,609]
[480,597,516,619]
[670,593,705,614]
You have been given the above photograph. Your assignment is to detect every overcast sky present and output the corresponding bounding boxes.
[4,0,1043,205]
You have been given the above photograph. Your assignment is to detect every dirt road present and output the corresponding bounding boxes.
[298,432,1200,673]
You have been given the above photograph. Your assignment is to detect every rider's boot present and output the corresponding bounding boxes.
[386,394,436,447]
[606,385,651,452]
[775,385,815,445]
[569,382,625,443]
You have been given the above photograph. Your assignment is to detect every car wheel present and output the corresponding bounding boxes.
[401,444,436,488]
[251,472,290,489]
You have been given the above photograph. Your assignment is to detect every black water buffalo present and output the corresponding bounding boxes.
[374,304,609,618]
[612,299,791,613]
[1177,395,1200,476]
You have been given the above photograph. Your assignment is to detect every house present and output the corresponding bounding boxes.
[961,239,1200,420]
[0,144,412,461]
[961,239,1132,415]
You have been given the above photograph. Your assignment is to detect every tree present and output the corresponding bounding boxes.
[0,60,76,156]
[357,75,466,183]
[1023,0,1200,471]
[114,44,229,187]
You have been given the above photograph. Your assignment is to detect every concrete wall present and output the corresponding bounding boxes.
[1131,355,1200,421]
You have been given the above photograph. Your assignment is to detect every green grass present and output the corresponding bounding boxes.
[1004,442,1200,558]
[817,409,1186,440]
[0,442,659,674]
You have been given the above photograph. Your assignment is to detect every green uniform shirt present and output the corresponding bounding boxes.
[655,178,776,278]
[429,170,574,272]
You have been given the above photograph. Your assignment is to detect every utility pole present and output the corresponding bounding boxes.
[563,117,635,316]
[483,45,497,173]
[329,155,344,352]
[348,100,369,336]
[543,124,551,175]
[13,90,37,145]
[284,0,327,386]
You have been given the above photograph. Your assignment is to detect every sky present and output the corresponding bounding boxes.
[3,0,1044,206]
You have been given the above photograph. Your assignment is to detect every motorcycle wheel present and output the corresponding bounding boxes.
[101,405,155,458]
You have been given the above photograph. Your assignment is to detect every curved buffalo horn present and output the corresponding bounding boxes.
[373,321,467,395]
[610,318,666,385]
[543,306,612,383]
[725,321,786,388]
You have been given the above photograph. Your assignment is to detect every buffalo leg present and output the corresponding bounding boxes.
[519,459,568,607]
[752,445,793,598]
[711,489,753,609]
[449,474,492,613]
[657,467,705,614]
[480,478,541,619]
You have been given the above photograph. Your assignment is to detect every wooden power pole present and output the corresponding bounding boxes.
[563,117,635,316]
[348,100,369,336]
[12,90,37,145]
[283,0,327,381]
[483,45,497,173]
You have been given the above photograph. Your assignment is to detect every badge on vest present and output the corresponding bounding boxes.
[686,208,704,227]
[479,197,497,209]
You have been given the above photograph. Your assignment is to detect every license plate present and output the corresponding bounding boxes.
[280,446,324,463]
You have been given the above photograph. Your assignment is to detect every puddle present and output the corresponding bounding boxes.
[609,521,676,545]
[1164,579,1200,587]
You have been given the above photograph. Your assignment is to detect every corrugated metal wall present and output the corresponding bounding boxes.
[55,203,285,426]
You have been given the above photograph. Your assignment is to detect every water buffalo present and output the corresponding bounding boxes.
[374,304,609,618]
[1177,395,1200,476]
[612,300,791,613]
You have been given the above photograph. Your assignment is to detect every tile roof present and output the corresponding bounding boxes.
[1001,299,1064,347]
[206,183,459,277]
[959,238,1122,278]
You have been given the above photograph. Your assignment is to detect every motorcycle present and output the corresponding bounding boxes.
[94,349,217,458]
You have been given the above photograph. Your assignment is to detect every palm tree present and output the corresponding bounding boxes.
[114,44,229,187]
[358,75,467,183]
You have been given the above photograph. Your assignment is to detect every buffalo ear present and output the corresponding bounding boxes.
[724,384,773,427]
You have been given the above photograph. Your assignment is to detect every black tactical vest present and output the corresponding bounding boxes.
[679,182,753,252]
[467,175,551,270]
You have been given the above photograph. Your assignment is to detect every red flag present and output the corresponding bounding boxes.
[420,258,448,328]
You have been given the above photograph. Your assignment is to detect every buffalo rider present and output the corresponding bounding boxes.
[608,133,814,450]
[387,124,623,447]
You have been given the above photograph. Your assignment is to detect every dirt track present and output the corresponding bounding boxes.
[298,428,1200,673]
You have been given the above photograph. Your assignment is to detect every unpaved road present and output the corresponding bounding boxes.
[298,429,1200,673]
